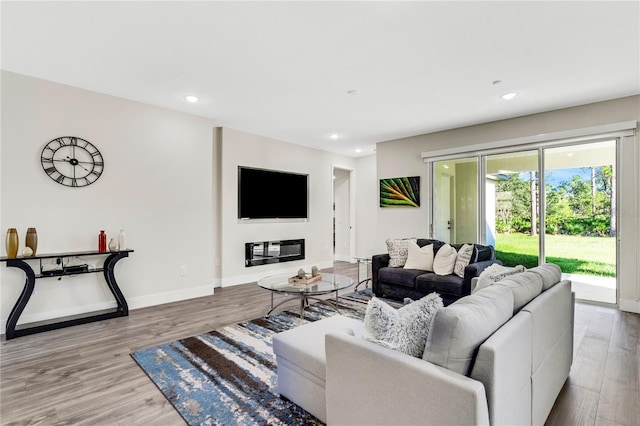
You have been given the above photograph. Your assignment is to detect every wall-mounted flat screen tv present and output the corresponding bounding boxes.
[238,166,308,219]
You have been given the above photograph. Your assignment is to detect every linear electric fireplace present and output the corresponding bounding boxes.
[245,239,305,267]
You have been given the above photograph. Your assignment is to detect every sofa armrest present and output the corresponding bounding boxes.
[371,253,389,296]
[462,259,503,296]
[470,311,533,426]
[325,332,490,426]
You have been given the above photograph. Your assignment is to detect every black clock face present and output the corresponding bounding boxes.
[41,136,104,187]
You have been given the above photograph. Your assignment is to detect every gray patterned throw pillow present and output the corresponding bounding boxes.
[454,243,475,278]
[363,293,443,358]
[385,238,417,267]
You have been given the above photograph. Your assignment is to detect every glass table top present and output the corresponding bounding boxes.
[257,272,353,296]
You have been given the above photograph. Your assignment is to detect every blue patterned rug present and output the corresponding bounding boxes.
[131,292,375,425]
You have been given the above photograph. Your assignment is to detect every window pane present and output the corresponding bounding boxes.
[544,141,616,304]
[485,151,539,268]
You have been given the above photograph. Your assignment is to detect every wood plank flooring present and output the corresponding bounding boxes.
[1,262,638,425]
[546,301,640,426]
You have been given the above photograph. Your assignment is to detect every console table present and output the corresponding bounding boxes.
[0,249,133,340]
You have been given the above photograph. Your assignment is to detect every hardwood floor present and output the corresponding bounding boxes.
[546,300,640,426]
[1,262,638,425]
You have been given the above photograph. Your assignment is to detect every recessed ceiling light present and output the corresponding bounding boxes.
[347,89,359,95]
[501,92,517,100]
[492,80,502,85]
[184,95,199,103]
[329,133,340,140]
[355,148,362,153]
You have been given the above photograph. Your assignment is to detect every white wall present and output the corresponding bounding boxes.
[376,95,640,312]
[218,127,356,286]
[1,71,216,328]
[354,154,381,256]
[375,151,431,248]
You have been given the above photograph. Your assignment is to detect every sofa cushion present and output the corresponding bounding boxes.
[385,238,417,267]
[433,243,457,275]
[273,315,364,382]
[404,242,434,271]
[495,271,543,314]
[363,293,443,358]
[528,263,562,291]
[423,285,514,376]
[454,243,474,278]
[379,267,424,288]
[415,273,465,297]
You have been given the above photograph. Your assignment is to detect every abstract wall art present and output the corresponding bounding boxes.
[380,176,420,208]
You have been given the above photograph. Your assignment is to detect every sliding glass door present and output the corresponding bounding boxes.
[543,141,617,303]
[433,158,478,243]
[484,150,540,268]
[430,139,618,304]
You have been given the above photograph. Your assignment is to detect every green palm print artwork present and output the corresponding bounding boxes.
[380,176,420,207]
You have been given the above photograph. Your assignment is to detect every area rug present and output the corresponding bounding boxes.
[131,292,376,426]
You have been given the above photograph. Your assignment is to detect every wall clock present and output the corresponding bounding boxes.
[41,136,104,187]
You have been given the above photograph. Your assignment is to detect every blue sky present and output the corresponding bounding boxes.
[518,168,591,188]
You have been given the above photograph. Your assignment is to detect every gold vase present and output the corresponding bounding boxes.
[25,227,38,256]
[5,228,19,259]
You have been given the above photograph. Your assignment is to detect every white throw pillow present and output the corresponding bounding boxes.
[363,293,443,358]
[433,243,457,275]
[453,243,475,278]
[403,242,434,271]
[473,264,527,293]
[385,238,417,267]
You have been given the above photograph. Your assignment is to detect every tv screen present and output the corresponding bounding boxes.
[238,167,308,219]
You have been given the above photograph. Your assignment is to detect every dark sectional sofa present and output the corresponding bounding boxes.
[372,238,501,305]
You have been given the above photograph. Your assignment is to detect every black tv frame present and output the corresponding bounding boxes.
[237,166,309,220]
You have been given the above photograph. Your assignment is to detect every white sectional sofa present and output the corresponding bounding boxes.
[272,263,574,425]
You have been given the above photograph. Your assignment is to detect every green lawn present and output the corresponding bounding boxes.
[494,233,616,277]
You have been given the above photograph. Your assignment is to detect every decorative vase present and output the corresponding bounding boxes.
[98,230,107,253]
[5,228,19,259]
[118,229,126,250]
[25,227,38,256]
[108,238,117,251]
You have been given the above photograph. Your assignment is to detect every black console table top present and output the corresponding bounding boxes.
[1,249,133,340]
[0,249,134,262]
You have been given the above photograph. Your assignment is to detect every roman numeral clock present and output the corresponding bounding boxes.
[41,136,104,187]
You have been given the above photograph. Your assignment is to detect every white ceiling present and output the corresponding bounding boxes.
[2,1,639,157]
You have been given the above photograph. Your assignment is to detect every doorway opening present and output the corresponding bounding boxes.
[333,167,355,263]
[542,141,617,303]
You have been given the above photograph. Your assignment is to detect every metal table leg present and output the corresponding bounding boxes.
[354,258,372,291]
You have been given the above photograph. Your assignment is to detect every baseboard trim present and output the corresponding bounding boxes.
[0,285,215,336]
[333,254,351,262]
[619,298,640,314]
[0,301,119,333]
[128,285,214,310]
[221,261,334,287]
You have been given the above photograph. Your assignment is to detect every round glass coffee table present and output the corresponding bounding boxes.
[257,272,353,319]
